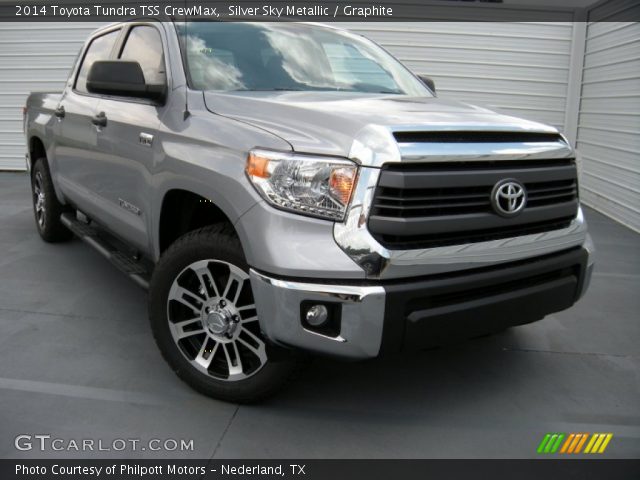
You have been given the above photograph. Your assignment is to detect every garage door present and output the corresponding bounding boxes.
[0,22,104,170]
[342,21,575,131]
[577,1,640,232]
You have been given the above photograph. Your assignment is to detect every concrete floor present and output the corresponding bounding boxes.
[0,171,638,459]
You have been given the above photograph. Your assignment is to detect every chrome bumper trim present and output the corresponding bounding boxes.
[578,233,595,300]
[249,269,385,359]
[249,245,593,360]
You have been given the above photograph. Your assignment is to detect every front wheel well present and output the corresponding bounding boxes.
[158,190,235,253]
[28,136,47,169]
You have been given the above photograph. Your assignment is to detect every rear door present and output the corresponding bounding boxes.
[86,24,169,253]
[54,28,121,207]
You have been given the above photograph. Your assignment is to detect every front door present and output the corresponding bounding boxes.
[54,28,121,208]
[88,24,168,253]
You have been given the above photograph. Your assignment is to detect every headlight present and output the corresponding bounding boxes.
[246,149,358,221]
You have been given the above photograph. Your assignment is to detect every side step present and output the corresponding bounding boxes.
[60,213,151,290]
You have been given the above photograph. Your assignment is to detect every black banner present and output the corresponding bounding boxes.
[4,459,640,480]
[2,0,640,22]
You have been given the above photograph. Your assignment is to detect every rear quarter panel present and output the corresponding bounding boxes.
[26,93,63,198]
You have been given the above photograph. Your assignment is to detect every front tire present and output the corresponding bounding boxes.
[31,158,72,243]
[148,225,297,403]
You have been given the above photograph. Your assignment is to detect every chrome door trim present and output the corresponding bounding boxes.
[139,132,154,147]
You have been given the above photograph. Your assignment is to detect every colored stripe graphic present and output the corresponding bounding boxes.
[592,433,606,452]
[545,434,558,453]
[574,433,589,453]
[567,433,582,453]
[585,433,614,454]
[540,433,613,454]
[537,434,552,453]
[598,434,613,453]
[537,433,565,453]
[584,433,599,453]
[550,434,565,453]
[560,433,575,453]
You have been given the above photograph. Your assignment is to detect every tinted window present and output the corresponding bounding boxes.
[75,30,120,93]
[323,43,396,92]
[120,26,166,85]
[176,23,430,96]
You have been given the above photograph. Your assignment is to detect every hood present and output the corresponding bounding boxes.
[204,91,559,158]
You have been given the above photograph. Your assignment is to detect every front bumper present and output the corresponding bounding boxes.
[250,245,593,359]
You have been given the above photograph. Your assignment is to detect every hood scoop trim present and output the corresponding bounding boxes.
[393,131,564,144]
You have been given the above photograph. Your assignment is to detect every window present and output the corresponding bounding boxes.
[188,47,238,90]
[176,23,430,96]
[75,30,120,93]
[322,43,397,92]
[119,26,166,85]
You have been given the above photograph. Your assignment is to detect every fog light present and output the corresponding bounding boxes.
[305,304,329,327]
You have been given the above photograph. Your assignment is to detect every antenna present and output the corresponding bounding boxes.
[183,3,190,120]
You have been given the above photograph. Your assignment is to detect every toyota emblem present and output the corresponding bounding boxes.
[491,179,527,217]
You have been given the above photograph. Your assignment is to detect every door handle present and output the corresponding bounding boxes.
[54,106,65,118]
[91,111,107,127]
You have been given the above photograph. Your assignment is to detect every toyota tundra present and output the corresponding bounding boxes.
[24,21,594,402]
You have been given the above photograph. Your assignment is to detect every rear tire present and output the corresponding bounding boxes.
[149,224,298,403]
[31,158,73,243]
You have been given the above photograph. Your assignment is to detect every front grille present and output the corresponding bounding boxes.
[369,159,578,250]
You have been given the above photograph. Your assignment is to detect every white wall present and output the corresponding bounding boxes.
[576,21,640,232]
[0,22,104,170]
[343,22,575,131]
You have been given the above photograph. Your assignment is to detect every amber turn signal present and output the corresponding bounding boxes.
[246,152,271,178]
[330,167,356,205]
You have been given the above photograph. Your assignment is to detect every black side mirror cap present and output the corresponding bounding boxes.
[87,60,166,103]
[418,74,436,94]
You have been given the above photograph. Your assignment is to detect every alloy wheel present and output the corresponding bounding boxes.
[166,260,267,381]
[33,171,46,229]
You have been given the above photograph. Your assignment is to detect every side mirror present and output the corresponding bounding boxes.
[418,74,436,94]
[87,60,166,103]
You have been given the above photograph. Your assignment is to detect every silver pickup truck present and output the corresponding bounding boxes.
[24,21,594,402]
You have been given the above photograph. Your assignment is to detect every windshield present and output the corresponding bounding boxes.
[176,22,431,96]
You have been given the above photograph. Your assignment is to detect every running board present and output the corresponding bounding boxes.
[60,213,151,290]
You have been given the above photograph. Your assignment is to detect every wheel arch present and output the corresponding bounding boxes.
[28,135,47,170]
[157,188,239,256]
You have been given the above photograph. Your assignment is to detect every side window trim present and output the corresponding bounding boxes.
[72,27,122,95]
[118,23,169,86]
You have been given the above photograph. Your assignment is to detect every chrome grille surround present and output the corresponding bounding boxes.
[334,125,588,280]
